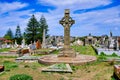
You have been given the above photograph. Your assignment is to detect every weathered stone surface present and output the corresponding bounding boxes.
[42,63,72,73]
[58,9,76,57]
[113,65,120,79]
[38,54,96,65]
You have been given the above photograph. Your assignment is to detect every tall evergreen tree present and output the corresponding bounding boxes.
[4,28,13,40]
[25,14,40,44]
[15,25,22,38]
[15,25,22,44]
[39,15,49,38]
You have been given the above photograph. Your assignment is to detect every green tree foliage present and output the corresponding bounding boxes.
[24,14,49,44]
[4,28,13,40]
[15,25,22,44]
[39,15,49,39]
[25,15,40,44]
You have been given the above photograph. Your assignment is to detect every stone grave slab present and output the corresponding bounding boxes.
[16,56,39,62]
[42,63,72,73]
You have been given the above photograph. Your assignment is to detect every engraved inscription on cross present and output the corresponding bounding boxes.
[59,9,75,49]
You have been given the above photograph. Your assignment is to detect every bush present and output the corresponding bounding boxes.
[100,52,106,56]
[9,74,33,80]
[111,53,118,57]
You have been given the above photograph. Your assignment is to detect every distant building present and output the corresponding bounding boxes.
[85,33,97,45]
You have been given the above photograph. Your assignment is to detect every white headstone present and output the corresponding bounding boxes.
[116,37,119,50]
[21,39,25,48]
[15,40,18,47]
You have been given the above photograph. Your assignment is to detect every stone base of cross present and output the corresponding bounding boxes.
[58,48,76,57]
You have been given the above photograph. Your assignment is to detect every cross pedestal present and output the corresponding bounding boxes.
[58,9,76,57]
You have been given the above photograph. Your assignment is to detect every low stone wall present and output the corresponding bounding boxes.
[93,46,120,56]
[0,52,18,56]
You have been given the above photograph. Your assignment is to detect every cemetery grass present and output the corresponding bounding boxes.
[0,48,14,52]
[0,57,115,80]
[72,45,96,56]
[0,46,115,80]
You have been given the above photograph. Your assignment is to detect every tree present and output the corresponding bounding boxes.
[15,25,22,44]
[15,25,22,38]
[4,28,13,40]
[25,14,40,44]
[39,15,49,40]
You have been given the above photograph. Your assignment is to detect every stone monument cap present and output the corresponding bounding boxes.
[65,9,69,14]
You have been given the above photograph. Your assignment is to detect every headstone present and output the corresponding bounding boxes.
[29,41,36,55]
[74,39,83,45]
[15,40,18,48]
[108,35,115,50]
[116,37,119,50]
[0,65,4,72]
[58,9,76,57]
[36,39,41,49]
[21,39,25,48]
[0,42,2,49]
[42,29,46,48]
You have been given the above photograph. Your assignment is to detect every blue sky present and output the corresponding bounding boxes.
[0,0,120,37]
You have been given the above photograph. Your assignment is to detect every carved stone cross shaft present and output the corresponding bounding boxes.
[59,9,75,49]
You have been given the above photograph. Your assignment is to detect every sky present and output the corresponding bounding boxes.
[0,0,120,37]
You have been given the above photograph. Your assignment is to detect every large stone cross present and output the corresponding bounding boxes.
[60,9,75,49]
[59,9,76,57]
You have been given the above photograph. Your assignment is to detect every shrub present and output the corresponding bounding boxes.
[111,53,118,57]
[9,74,33,80]
[100,52,106,56]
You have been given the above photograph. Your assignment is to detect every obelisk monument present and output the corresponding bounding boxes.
[58,9,76,57]
[42,29,46,48]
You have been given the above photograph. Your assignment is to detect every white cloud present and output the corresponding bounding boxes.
[38,0,111,12]
[0,2,32,37]
[0,0,120,37]
[0,2,28,13]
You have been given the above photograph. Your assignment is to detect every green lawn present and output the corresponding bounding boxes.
[72,45,97,56]
[0,48,15,52]
[0,57,115,80]
[0,45,117,80]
